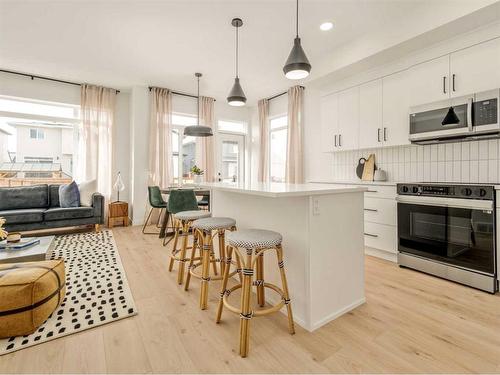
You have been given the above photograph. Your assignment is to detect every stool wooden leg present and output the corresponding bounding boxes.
[184,229,200,291]
[218,229,226,275]
[216,245,233,323]
[177,221,189,285]
[256,252,265,307]
[276,245,295,335]
[200,230,211,310]
[168,219,180,272]
[210,248,218,276]
[239,249,253,358]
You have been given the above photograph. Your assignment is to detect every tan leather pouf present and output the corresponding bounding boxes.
[0,259,66,338]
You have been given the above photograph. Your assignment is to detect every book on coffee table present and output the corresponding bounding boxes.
[0,238,41,250]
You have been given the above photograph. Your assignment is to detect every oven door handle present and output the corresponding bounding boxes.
[396,195,493,211]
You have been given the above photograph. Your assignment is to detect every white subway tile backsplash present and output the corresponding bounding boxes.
[331,140,499,184]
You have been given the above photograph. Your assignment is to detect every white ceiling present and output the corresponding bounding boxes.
[0,0,496,105]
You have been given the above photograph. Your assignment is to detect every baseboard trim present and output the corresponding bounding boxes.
[365,247,397,262]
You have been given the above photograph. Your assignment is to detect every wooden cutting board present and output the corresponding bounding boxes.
[362,154,376,181]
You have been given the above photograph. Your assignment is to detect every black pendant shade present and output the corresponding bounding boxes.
[283,37,311,80]
[283,0,311,80]
[442,107,460,126]
[227,18,247,106]
[184,72,213,137]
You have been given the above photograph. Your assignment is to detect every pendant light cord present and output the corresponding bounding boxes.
[235,23,239,78]
[296,0,299,37]
[197,74,200,125]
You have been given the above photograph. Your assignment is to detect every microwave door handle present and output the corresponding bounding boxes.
[467,97,473,132]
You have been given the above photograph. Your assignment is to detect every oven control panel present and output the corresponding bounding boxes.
[397,183,494,200]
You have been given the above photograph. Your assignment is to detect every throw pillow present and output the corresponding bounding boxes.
[78,180,97,207]
[59,181,80,208]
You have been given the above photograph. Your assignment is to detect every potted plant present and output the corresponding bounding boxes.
[190,165,204,185]
[0,218,8,241]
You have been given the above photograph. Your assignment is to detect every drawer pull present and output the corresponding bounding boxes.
[364,232,379,238]
[367,190,378,193]
[364,208,378,212]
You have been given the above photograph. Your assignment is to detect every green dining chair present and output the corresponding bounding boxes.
[197,194,210,211]
[142,186,168,234]
[163,189,199,246]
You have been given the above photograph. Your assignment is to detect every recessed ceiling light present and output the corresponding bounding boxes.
[320,22,333,31]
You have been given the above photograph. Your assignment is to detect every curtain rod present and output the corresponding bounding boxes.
[267,85,305,101]
[148,86,216,101]
[0,69,120,93]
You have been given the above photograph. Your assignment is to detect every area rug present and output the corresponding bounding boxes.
[0,230,137,355]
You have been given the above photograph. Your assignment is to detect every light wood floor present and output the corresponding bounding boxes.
[1,225,500,374]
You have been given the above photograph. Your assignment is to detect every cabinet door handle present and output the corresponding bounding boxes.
[452,74,456,92]
[383,127,387,142]
[377,128,381,142]
[339,134,342,147]
[367,190,378,193]
[443,76,447,94]
[364,208,378,212]
[334,134,337,147]
[364,232,379,238]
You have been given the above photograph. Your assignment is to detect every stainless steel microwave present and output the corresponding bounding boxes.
[409,89,500,144]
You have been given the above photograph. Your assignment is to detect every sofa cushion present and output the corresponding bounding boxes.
[78,180,97,207]
[0,185,49,211]
[44,207,94,221]
[58,181,80,208]
[0,209,45,224]
[48,185,61,208]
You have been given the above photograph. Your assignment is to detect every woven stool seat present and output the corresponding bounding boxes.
[174,210,211,221]
[227,229,282,249]
[192,217,236,231]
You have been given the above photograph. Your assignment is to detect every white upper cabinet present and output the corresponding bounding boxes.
[450,38,500,97]
[337,86,360,151]
[408,54,450,106]
[382,70,411,147]
[358,79,383,149]
[320,94,338,152]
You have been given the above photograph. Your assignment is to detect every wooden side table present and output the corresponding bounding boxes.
[108,201,129,228]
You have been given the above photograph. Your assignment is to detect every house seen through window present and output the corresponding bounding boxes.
[0,96,79,187]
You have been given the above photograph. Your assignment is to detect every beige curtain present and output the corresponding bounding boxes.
[77,84,116,202]
[285,86,305,184]
[148,88,173,187]
[197,96,215,182]
[258,99,270,183]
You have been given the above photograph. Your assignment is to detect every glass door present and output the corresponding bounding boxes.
[217,133,245,183]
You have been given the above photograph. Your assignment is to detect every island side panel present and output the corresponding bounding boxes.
[211,189,310,329]
[308,192,365,330]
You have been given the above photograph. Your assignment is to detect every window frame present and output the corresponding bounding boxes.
[268,114,288,183]
[217,119,248,135]
[171,112,198,185]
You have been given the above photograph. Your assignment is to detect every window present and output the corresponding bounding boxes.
[0,95,79,187]
[171,113,198,185]
[269,115,288,183]
[29,128,44,139]
[218,120,247,134]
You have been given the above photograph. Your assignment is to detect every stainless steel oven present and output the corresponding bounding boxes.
[396,183,497,293]
[409,89,500,144]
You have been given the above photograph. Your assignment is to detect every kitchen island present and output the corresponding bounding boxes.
[199,182,367,331]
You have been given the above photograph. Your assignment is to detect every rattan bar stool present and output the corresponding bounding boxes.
[216,229,295,358]
[169,210,211,285]
[185,217,241,310]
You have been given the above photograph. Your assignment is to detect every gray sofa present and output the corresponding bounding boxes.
[0,184,104,232]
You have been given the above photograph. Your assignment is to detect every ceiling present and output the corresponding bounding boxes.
[0,0,496,105]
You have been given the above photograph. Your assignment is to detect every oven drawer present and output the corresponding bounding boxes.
[364,222,397,253]
[364,197,397,226]
[364,185,397,199]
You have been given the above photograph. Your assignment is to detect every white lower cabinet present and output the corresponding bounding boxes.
[363,222,397,254]
[364,197,397,226]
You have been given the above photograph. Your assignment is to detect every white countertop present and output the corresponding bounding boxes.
[198,182,367,198]
[309,180,398,186]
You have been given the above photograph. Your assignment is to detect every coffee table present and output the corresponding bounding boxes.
[0,236,56,264]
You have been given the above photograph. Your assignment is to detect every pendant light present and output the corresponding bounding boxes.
[283,0,311,80]
[442,107,460,126]
[184,73,213,137]
[227,18,247,106]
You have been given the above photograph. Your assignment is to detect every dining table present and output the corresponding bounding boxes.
[158,187,211,239]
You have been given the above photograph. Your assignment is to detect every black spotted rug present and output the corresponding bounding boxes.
[0,230,137,355]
